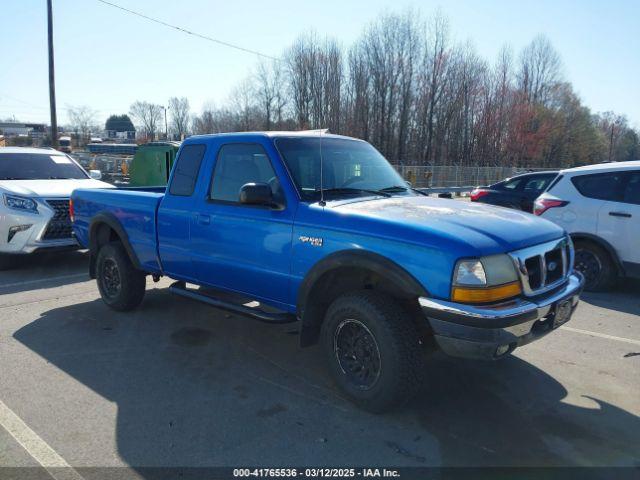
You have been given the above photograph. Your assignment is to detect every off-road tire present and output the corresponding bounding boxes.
[321,291,423,413]
[574,240,615,292]
[96,242,146,311]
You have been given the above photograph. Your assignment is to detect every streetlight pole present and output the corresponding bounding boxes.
[47,0,58,148]
[163,106,168,140]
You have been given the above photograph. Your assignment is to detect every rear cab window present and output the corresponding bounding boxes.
[168,144,206,196]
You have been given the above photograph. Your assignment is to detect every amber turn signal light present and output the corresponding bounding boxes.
[451,281,522,304]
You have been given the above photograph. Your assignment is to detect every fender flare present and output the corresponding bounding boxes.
[296,250,429,346]
[570,232,624,275]
[88,212,142,277]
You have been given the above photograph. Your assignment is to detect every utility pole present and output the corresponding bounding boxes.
[47,0,58,148]
[163,106,168,140]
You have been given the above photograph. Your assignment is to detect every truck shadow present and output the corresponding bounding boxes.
[579,279,640,317]
[0,250,89,295]
[13,289,640,470]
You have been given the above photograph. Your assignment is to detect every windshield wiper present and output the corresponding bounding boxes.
[318,188,392,198]
[378,185,409,193]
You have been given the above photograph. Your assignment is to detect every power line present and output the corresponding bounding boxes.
[95,0,281,62]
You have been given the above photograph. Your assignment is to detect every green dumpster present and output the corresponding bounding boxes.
[128,142,181,187]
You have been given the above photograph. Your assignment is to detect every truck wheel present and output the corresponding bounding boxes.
[574,240,615,292]
[96,242,146,311]
[321,291,423,413]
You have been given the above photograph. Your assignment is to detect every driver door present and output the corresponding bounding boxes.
[189,142,295,308]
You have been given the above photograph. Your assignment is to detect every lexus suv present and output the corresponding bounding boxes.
[0,147,112,268]
[534,161,640,291]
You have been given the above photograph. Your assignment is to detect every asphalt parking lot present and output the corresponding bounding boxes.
[0,251,639,475]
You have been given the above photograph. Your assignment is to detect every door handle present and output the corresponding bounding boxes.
[197,214,211,225]
[609,211,632,218]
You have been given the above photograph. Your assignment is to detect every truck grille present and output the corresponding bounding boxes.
[43,199,73,240]
[509,237,573,296]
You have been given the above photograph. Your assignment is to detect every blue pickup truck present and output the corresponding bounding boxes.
[71,131,584,412]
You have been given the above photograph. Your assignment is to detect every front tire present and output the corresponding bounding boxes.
[321,291,423,413]
[96,242,146,311]
[574,240,615,292]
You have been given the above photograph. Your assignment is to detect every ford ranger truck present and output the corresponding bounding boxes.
[71,132,585,412]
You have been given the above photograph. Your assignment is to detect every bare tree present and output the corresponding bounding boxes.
[517,35,562,106]
[182,10,638,170]
[129,101,163,141]
[168,97,190,139]
[287,33,343,131]
[67,105,98,146]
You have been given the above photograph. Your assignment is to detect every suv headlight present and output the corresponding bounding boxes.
[452,254,521,303]
[4,194,39,213]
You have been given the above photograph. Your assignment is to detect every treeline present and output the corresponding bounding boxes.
[191,11,637,167]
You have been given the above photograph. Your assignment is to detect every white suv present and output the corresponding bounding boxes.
[0,147,112,268]
[534,161,640,291]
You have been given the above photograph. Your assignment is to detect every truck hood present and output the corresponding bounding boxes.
[332,196,565,255]
[0,179,113,198]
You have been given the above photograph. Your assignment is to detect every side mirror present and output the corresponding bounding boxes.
[89,170,102,180]
[239,182,273,206]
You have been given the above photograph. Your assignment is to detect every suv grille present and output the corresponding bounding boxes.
[509,238,573,296]
[43,199,73,240]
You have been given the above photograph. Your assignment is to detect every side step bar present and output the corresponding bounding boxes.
[169,282,297,324]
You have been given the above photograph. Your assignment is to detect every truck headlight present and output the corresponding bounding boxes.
[4,194,39,213]
[452,254,521,304]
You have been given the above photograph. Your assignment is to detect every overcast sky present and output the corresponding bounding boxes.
[2,0,639,128]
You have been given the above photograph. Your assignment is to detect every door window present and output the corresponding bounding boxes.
[523,176,553,193]
[500,178,522,190]
[210,143,282,203]
[168,144,206,196]
[622,171,640,205]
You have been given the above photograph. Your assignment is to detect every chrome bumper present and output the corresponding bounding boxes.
[419,272,585,360]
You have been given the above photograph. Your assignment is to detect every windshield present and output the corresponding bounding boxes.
[275,137,411,201]
[0,153,89,180]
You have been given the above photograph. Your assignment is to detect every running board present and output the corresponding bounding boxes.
[169,282,296,324]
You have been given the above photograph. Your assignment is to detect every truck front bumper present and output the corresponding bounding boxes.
[419,272,585,360]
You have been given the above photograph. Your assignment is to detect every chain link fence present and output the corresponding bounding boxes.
[392,165,554,189]
[72,152,132,185]
[71,151,553,191]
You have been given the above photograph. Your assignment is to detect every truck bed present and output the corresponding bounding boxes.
[72,188,165,273]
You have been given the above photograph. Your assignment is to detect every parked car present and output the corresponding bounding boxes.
[0,147,112,268]
[72,132,584,412]
[534,161,640,291]
[470,171,559,212]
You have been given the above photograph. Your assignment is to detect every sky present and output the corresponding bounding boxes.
[1,0,639,129]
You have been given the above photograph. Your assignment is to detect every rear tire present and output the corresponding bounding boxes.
[96,242,146,311]
[321,291,423,413]
[574,240,615,292]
